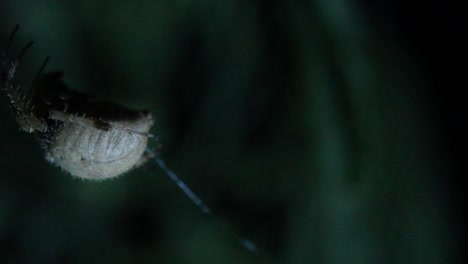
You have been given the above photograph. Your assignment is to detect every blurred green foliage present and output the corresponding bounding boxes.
[0,0,461,263]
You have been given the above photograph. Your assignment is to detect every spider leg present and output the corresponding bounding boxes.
[4,40,33,84]
[4,25,20,56]
[1,26,45,133]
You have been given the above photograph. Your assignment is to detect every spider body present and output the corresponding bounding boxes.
[1,27,258,253]
[1,26,154,180]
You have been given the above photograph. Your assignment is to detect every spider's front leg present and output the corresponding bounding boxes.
[1,59,47,133]
[13,108,48,133]
[1,27,47,133]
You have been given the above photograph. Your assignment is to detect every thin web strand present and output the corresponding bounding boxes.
[146,147,258,254]
[152,151,211,215]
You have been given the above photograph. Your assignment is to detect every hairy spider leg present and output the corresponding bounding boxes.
[34,56,50,79]
[145,147,258,254]
[1,26,46,133]
[2,25,33,83]
[3,25,19,58]
[16,41,34,61]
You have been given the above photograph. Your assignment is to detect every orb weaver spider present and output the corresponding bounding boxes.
[1,25,257,254]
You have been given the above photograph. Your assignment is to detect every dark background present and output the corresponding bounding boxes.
[0,0,464,263]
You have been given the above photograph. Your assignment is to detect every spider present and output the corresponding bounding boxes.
[1,25,154,180]
[1,25,257,253]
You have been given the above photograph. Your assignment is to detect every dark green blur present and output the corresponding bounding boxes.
[0,1,461,263]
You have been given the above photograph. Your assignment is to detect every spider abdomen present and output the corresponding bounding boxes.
[44,115,152,180]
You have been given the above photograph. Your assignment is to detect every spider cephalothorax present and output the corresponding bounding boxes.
[1,26,154,180]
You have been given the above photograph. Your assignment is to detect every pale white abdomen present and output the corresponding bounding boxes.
[45,119,150,180]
